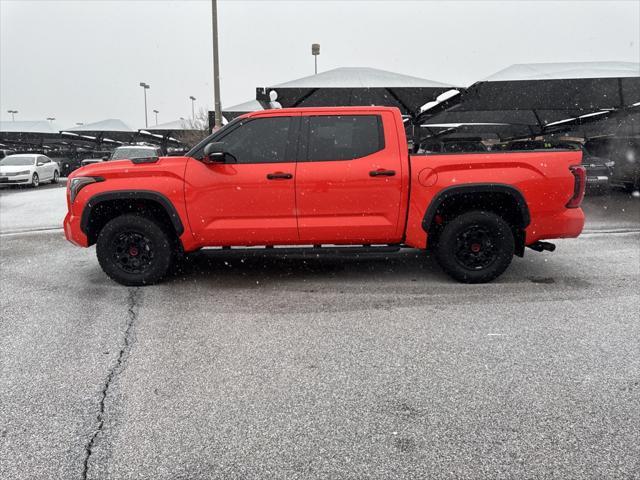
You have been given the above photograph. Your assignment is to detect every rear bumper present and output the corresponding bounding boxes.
[63,211,89,247]
[585,175,609,189]
[525,208,585,244]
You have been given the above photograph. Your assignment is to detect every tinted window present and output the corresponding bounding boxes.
[219,117,292,163]
[306,115,383,161]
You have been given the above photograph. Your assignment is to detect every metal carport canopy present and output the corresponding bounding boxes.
[222,99,263,121]
[454,61,640,112]
[0,120,80,149]
[256,67,455,117]
[61,119,137,143]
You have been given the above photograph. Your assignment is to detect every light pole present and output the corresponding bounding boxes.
[139,82,150,128]
[75,122,84,126]
[47,117,56,122]
[189,96,196,120]
[211,0,222,129]
[312,43,320,74]
[7,110,18,121]
[153,109,159,125]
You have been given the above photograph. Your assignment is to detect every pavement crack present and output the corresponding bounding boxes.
[81,288,140,480]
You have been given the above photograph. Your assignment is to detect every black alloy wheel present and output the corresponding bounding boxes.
[435,210,515,283]
[96,214,174,286]
[113,231,155,274]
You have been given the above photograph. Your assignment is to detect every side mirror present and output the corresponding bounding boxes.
[203,142,226,163]
[102,155,109,161]
[36,162,44,166]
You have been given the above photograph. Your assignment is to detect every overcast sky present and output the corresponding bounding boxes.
[1,0,638,128]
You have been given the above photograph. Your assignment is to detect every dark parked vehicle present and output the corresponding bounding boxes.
[585,137,640,191]
[0,149,16,159]
[497,140,612,193]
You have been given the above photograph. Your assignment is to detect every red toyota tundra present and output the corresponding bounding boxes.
[64,106,585,286]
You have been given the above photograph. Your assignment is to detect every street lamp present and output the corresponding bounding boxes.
[139,82,150,128]
[75,122,84,126]
[312,43,320,74]
[153,109,159,125]
[189,96,196,120]
[7,110,18,121]
[47,117,56,122]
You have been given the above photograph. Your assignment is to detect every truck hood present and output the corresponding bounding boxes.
[69,156,190,179]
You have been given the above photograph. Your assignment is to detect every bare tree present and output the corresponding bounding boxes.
[174,107,210,148]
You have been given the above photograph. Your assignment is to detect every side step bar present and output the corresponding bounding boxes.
[527,241,556,252]
[202,245,402,255]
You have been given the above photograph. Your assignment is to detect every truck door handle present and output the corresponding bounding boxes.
[266,172,293,180]
[369,169,396,177]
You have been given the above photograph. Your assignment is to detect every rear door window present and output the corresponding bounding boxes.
[304,115,384,161]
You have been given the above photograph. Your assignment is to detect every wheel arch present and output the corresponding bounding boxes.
[422,183,530,256]
[80,190,184,246]
[422,184,530,231]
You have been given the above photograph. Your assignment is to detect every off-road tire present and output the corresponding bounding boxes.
[96,214,174,286]
[435,210,514,284]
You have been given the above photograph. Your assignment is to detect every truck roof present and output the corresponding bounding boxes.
[241,105,402,118]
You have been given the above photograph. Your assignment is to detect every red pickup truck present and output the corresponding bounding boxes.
[64,106,585,286]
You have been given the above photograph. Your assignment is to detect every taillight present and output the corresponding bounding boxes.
[566,165,586,208]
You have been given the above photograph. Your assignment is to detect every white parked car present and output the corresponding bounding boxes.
[0,154,60,187]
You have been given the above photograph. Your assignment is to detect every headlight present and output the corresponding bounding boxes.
[605,161,615,168]
[15,170,30,175]
[69,176,104,203]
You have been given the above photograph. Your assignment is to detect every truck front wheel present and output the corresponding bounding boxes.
[96,214,174,286]
[434,211,514,283]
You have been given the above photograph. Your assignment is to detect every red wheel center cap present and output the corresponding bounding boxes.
[470,243,481,253]
[129,246,139,257]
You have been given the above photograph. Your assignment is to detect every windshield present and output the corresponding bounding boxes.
[0,156,35,166]
[111,148,157,160]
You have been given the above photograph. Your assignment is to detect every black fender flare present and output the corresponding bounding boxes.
[80,190,184,236]
[421,183,531,232]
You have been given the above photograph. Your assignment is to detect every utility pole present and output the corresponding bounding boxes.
[211,0,222,129]
[139,82,150,128]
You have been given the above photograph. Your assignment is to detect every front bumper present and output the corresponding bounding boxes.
[0,174,31,184]
[63,211,89,247]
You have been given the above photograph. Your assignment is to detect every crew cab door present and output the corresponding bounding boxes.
[184,114,300,246]
[295,111,405,244]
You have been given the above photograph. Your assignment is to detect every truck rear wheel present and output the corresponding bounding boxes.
[435,210,514,283]
[96,214,173,286]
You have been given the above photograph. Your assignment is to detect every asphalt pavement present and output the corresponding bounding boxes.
[1,185,639,479]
